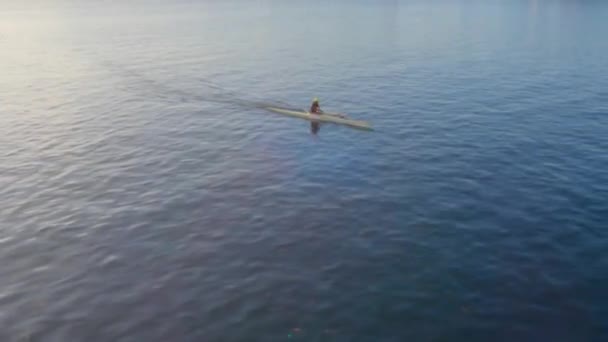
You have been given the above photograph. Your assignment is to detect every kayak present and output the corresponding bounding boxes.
[264,107,373,131]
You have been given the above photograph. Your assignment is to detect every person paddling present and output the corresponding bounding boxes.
[309,97,346,118]
[310,98,323,114]
[309,98,322,134]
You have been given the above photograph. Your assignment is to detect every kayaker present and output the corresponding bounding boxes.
[310,98,323,114]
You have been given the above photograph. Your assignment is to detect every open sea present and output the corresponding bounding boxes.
[1,0,607,341]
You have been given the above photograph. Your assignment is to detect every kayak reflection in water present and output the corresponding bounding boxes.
[310,97,322,134]
[310,121,320,134]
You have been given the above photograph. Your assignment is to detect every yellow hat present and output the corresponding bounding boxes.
[313,97,319,103]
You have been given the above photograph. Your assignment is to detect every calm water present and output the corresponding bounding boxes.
[1,1,607,341]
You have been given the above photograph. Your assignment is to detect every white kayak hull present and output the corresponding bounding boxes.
[264,107,373,131]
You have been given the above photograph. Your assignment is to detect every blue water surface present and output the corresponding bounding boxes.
[1,0,607,341]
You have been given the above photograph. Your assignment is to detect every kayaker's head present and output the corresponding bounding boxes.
[312,97,320,104]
